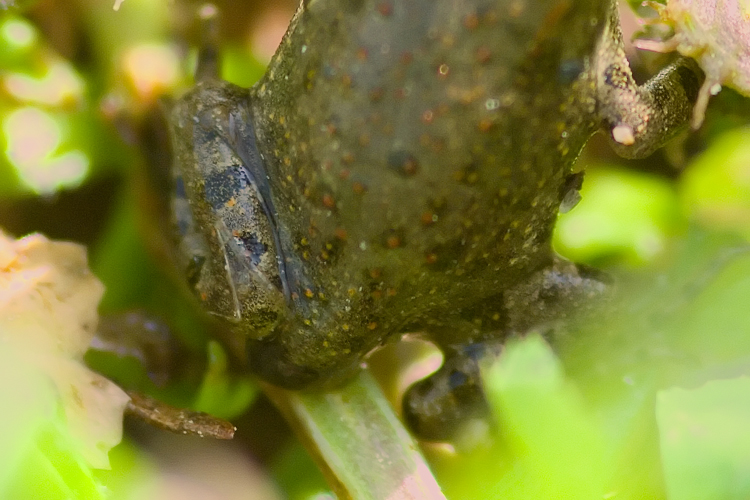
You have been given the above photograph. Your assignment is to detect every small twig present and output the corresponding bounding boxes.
[195,4,221,81]
[125,391,236,439]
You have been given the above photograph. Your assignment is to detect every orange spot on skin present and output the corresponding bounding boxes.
[386,235,401,249]
[334,228,348,240]
[368,322,378,330]
[225,197,237,207]
[369,268,382,279]
[403,158,418,176]
[339,169,351,180]
[304,288,314,298]
[342,152,355,164]
[425,253,438,264]
[377,1,393,16]
[353,182,366,194]
[421,211,436,225]
[369,87,385,102]
[322,194,336,208]
[356,47,368,61]
[463,13,479,30]
[478,119,493,132]
[476,46,492,64]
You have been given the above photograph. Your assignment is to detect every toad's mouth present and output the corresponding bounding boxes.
[225,103,314,314]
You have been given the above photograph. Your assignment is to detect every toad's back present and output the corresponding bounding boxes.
[242,0,606,383]
[169,0,702,437]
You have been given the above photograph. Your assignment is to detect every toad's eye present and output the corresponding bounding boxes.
[169,83,289,339]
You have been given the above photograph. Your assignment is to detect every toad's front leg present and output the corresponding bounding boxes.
[403,259,609,442]
[593,6,704,159]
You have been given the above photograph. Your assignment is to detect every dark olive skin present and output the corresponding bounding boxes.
[168,0,702,440]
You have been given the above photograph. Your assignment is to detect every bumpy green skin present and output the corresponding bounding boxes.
[248,0,606,377]
[169,0,702,440]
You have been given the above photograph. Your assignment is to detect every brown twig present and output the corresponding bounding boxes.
[125,391,236,440]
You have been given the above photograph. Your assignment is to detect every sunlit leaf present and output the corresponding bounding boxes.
[481,336,612,500]
[657,378,750,500]
[680,126,750,240]
[193,341,257,420]
[555,167,683,265]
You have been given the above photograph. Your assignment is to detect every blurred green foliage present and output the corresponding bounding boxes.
[0,349,105,500]
[271,442,331,500]
[193,341,257,420]
[434,227,750,498]
[681,126,750,240]
[554,167,683,266]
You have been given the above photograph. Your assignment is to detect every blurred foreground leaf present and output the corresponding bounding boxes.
[0,230,133,499]
[0,348,105,500]
[483,336,612,500]
[657,378,750,500]
[436,226,750,499]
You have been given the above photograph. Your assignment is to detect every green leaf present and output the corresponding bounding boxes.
[193,341,257,420]
[657,378,750,500]
[680,127,750,240]
[96,439,159,500]
[221,44,267,88]
[482,335,612,500]
[271,442,332,500]
[554,167,683,266]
